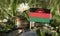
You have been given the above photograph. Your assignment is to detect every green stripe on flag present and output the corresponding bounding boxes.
[29,17,50,23]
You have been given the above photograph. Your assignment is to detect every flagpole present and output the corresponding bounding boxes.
[30,22,35,30]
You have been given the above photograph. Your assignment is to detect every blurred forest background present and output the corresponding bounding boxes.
[0,0,60,31]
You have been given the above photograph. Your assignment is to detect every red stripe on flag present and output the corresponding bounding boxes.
[29,12,50,18]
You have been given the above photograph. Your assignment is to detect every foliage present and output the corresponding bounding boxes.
[36,28,59,36]
[0,0,30,32]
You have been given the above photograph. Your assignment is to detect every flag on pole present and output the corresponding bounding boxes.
[29,8,50,23]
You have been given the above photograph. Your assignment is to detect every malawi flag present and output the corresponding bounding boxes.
[29,8,50,23]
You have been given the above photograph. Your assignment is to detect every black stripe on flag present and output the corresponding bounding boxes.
[30,8,50,14]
